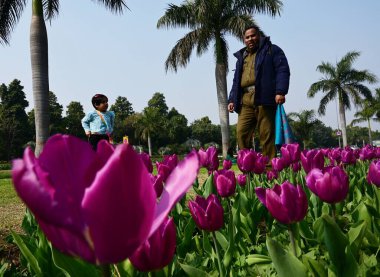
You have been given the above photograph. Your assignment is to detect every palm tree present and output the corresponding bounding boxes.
[351,96,380,145]
[308,51,377,147]
[157,0,282,158]
[0,0,127,155]
[287,109,318,149]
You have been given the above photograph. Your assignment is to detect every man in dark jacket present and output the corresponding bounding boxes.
[227,25,290,161]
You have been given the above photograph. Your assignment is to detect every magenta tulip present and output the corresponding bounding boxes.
[280,144,301,166]
[129,217,176,272]
[328,148,342,165]
[139,152,153,173]
[253,153,268,174]
[237,174,247,187]
[11,135,199,264]
[306,166,349,203]
[213,169,236,197]
[255,181,308,224]
[367,160,380,187]
[341,148,356,164]
[188,194,224,231]
[237,149,256,173]
[198,147,219,171]
[271,157,286,172]
[266,170,279,181]
[359,145,375,161]
[156,154,178,182]
[300,149,325,173]
[223,159,232,170]
[291,162,301,172]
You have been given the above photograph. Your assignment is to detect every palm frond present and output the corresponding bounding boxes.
[43,0,59,21]
[233,0,283,17]
[164,29,202,72]
[213,34,229,69]
[195,28,212,56]
[338,51,360,68]
[223,13,256,41]
[94,0,128,14]
[157,3,196,29]
[316,62,335,77]
[318,91,336,115]
[0,0,27,44]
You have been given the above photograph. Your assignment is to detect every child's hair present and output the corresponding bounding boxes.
[91,94,108,109]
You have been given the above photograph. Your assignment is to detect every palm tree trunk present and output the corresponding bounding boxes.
[148,132,152,157]
[367,118,372,146]
[338,97,348,147]
[31,0,50,156]
[215,63,230,158]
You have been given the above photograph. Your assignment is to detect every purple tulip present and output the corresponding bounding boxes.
[291,162,301,172]
[306,166,349,203]
[151,174,164,198]
[321,148,330,157]
[341,148,356,164]
[156,154,178,182]
[255,181,308,224]
[280,144,301,167]
[300,149,325,173]
[328,148,342,165]
[253,153,269,174]
[266,170,279,181]
[271,157,286,172]
[129,217,176,272]
[213,169,236,197]
[139,152,153,173]
[359,145,375,161]
[11,135,199,264]
[237,174,247,187]
[367,160,380,187]
[198,147,219,171]
[188,194,224,231]
[237,149,256,173]
[223,159,232,170]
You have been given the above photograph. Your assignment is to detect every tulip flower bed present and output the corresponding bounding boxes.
[6,135,380,276]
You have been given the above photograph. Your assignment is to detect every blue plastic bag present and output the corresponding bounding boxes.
[275,104,295,146]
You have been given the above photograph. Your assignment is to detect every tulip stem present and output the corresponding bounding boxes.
[331,203,336,221]
[288,225,297,256]
[212,231,225,277]
[101,264,111,277]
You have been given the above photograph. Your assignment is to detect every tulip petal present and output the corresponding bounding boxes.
[255,187,267,206]
[150,151,199,236]
[83,144,156,264]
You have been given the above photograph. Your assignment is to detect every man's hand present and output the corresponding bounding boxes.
[85,131,91,138]
[275,94,286,104]
[228,103,234,112]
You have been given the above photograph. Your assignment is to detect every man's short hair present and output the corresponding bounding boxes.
[92,94,108,108]
[244,24,261,35]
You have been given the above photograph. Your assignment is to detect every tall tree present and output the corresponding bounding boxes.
[28,91,64,135]
[167,107,190,144]
[110,96,134,143]
[157,0,282,158]
[288,109,318,149]
[64,101,85,139]
[190,116,221,146]
[0,0,128,155]
[350,99,379,146]
[308,51,377,147]
[148,92,168,116]
[0,80,31,160]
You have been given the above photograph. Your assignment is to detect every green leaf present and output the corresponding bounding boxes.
[117,260,135,277]
[245,254,271,265]
[215,231,228,251]
[303,256,327,277]
[202,174,214,198]
[321,214,359,277]
[11,230,42,276]
[347,220,367,257]
[179,263,211,277]
[202,231,213,256]
[51,247,99,277]
[266,237,308,277]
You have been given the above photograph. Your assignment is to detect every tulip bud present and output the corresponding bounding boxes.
[367,160,380,187]
[253,153,269,174]
[271,157,286,172]
[213,169,236,197]
[237,149,256,173]
[255,181,308,224]
[237,174,247,187]
[300,149,325,173]
[188,194,224,231]
[223,159,232,170]
[280,144,301,167]
[130,217,176,272]
[266,170,279,181]
[139,152,153,173]
[306,166,349,203]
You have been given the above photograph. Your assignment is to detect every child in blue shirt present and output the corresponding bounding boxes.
[82,94,115,150]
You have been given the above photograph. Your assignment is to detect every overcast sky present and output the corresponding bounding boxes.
[1,0,380,132]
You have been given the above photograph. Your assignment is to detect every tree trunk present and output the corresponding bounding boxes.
[215,63,230,158]
[148,132,152,157]
[31,0,50,156]
[338,96,348,147]
[367,118,372,146]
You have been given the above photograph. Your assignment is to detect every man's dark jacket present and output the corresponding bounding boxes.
[228,36,290,112]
